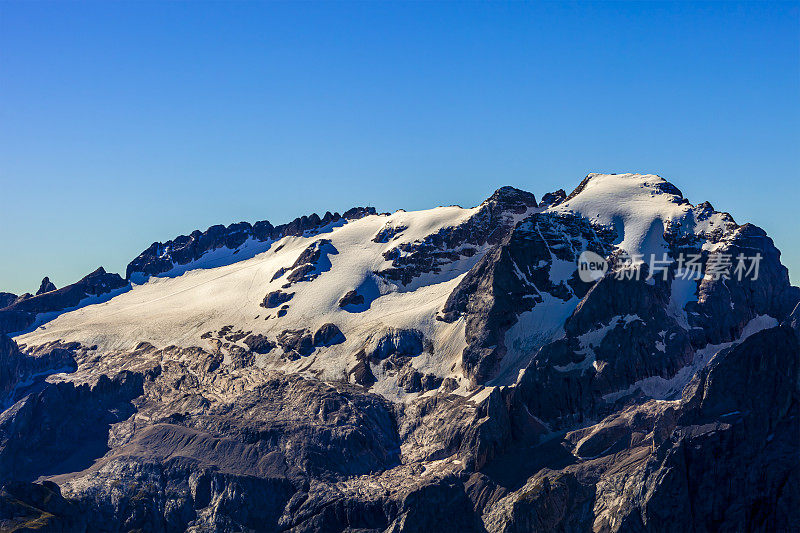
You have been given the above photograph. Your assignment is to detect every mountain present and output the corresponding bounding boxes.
[0,173,797,532]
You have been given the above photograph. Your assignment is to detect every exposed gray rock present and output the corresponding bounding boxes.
[0,370,143,481]
[1,177,798,532]
[373,223,408,243]
[312,323,345,347]
[538,188,567,208]
[277,328,315,357]
[0,336,78,406]
[0,480,87,531]
[442,211,614,383]
[268,239,339,287]
[482,472,594,533]
[260,289,294,308]
[386,477,484,532]
[684,223,800,346]
[397,364,443,393]
[242,333,276,354]
[349,358,376,387]
[365,328,424,360]
[378,186,537,286]
[338,289,365,308]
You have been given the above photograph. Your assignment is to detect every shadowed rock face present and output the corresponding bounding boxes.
[0,337,78,407]
[0,293,16,310]
[0,480,87,531]
[364,328,425,360]
[0,176,798,532]
[0,267,127,335]
[338,289,364,308]
[479,324,799,533]
[36,277,56,295]
[442,211,615,383]
[0,369,143,481]
[378,187,538,286]
[685,224,800,346]
[313,323,345,347]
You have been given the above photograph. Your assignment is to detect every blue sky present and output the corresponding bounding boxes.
[1,1,798,293]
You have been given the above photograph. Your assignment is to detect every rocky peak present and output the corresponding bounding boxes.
[539,188,566,208]
[481,186,538,213]
[377,187,538,286]
[35,277,56,295]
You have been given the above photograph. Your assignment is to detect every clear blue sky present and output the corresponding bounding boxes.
[1,1,798,294]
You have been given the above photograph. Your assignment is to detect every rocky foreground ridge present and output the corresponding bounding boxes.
[0,173,797,532]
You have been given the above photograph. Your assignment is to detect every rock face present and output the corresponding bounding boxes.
[441,211,615,383]
[377,186,537,286]
[0,480,87,531]
[36,277,57,295]
[0,293,16,310]
[313,323,345,347]
[0,174,797,532]
[364,327,425,360]
[276,239,338,285]
[0,336,78,407]
[338,289,364,308]
[261,289,294,308]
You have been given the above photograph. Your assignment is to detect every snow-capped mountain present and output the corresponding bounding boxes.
[1,173,797,532]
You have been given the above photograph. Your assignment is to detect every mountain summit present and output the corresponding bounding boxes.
[0,173,797,531]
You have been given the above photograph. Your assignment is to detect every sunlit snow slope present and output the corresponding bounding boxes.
[16,206,485,384]
[13,173,752,398]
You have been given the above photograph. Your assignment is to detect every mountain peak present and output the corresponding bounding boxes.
[1,173,797,533]
[482,185,538,209]
[35,277,56,295]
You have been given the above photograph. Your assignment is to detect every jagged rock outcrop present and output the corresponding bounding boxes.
[261,289,294,308]
[684,223,800,346]
[36,276,56,295]
[480,324,799,533]
[242,333,276,354]
[0,370,144,481]
[277,328,315,357]
[397,365,443,393]
[126,208,375,280]
[0,268,127,334]
[338,289,364,308]
[0,480,87,532]
[377,187,537,286]
[442,211,615,383]
[312,323,345,347]
[0,336,78,407]
[364,328,425,360]
[538,188,566,208]
[276,239,338,285]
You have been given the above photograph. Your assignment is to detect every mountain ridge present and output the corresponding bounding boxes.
[0,173,797,532]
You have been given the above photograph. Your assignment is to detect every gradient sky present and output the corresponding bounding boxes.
[1,1,798,294]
